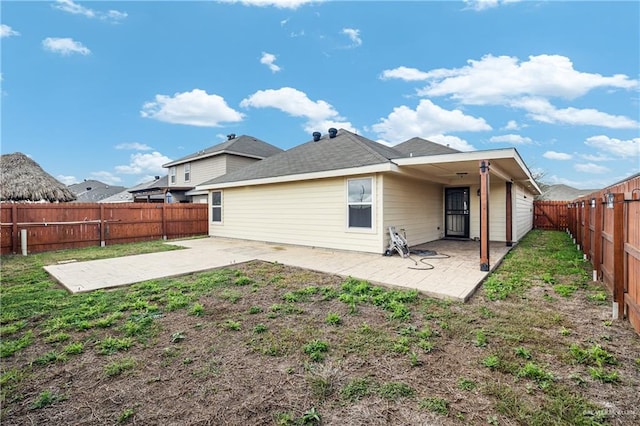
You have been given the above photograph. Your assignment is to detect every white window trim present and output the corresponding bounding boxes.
[211,190,223,224]
[184,163,191,183]
[169,166,176,185]
[345,176,375,233]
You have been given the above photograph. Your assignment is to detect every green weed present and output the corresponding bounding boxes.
[188,302,205,316]
[104,357,137,377]
[418,396,449,416]
[377,382,415,400]
[325,312,342,325]
[29,389,65,410]
[457,377,477,391]
[98,336,133,355]
[303,340,329,362]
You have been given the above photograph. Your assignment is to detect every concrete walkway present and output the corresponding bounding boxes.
[44,237,512,301]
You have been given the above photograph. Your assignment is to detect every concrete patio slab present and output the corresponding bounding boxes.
[44,237,512,301]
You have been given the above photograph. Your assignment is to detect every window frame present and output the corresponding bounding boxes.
[169,166,176,185]
[211,190,222,224]
[346,177,375,232]
[184,163,191,183]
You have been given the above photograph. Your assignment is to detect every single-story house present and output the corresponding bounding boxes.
[195,129,541,269]
[162,134,283,203]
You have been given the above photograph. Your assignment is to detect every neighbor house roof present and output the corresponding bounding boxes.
[199,129,403,187]
[163,134,284,167]
[69,179,126,202]
[536,184,598,201]
[0,152,77,202]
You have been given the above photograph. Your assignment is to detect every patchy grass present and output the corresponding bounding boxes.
[1,232,639,425]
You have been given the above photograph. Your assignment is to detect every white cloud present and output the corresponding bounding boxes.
[580,153,612,162]
[504,120,521,130]
[584,135,640,158]
[260,52,281,73]
[53,0,95,18]
[89,171,123,185]
[0,24,20,38]
[574,163,610,174]
[416,54,637,104]
[382,54,638,129]
[380,66,430,81]
[372,99,490,144]
[116,142,153,151]
[240,87,355,133]
[543,151,572,160]
[141,89,244,127]
[217,0,319,9]
[53,0,127,23]
[115,152,172,175]
[342,28,362,47]
[57,174,79,185]
[489,134,532,144]
[463,0,521,12]
[512,97,638,129]
[42,37,91,56]
[427,135,476,151]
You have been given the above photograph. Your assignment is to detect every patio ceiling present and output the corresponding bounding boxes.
[393,147,541,194]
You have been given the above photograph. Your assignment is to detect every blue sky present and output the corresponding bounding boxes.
[1,0,639,190]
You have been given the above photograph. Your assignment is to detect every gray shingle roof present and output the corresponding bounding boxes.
[163,135,283,167]
[392,137,460,157]
[69,180,126,202]
[200,129,404,186]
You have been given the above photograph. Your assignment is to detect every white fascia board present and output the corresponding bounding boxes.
[393,148,517,167]
[195,163,394,191]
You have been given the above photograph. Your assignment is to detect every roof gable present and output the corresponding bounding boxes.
[163,135,283,167]
[200,129,402,186]
[392,137,460,157]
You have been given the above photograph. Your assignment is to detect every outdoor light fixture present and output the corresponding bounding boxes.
[591,198,596,208]
[606,193,614,209]
[456,172,468,179]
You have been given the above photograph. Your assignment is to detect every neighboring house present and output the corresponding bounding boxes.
[536,184,597,201]
[162,134,284,203]
[69,180,126,203]
[195,128,541,257]
[126,175,174,203]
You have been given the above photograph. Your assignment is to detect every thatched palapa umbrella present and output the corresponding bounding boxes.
[0,152,77,202]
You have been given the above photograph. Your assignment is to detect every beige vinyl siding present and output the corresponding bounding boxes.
[514,183,534,240]
[209,176,383,253]
[382,174,443,247]
[226,155,260,173]
[469,181,507,242]
[187,156,227,186]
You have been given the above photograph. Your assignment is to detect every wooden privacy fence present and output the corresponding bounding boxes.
[0,203,209,255]
[566,175,640,335]
[534,201,568,230]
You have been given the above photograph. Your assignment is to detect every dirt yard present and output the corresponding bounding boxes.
[1,231,639,425]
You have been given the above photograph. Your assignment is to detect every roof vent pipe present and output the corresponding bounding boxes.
[328,128,338,138]
[227,133,236,140]
[312,131,321,142]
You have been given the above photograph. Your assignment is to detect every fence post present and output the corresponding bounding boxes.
[592,197,603,282]
[612,193,624,319]
[583,199,590,260]
[100,204,106,247]
[162,203,167,241]
[11,204,18,254]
